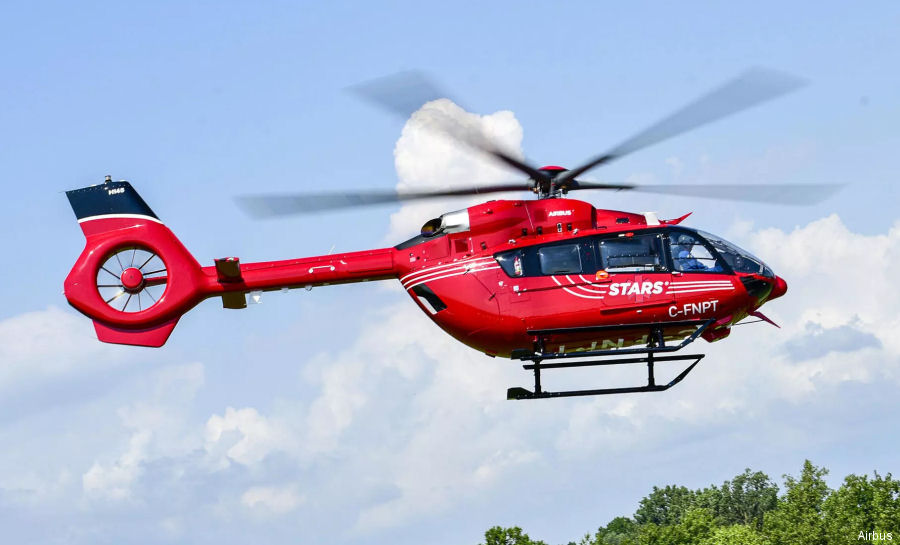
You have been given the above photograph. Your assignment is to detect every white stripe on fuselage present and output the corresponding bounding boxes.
[77,213,163,224]
[401,257,495,285]
[404,264,500,291]
[666,287,734,294]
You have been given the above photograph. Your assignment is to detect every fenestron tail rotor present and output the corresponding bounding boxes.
[96,247,168,313]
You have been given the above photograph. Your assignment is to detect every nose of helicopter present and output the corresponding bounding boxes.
[768,275,788,301]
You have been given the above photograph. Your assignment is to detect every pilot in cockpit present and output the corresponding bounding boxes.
[673,234,722,272]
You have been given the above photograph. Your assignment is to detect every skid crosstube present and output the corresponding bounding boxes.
[507,319,714,400]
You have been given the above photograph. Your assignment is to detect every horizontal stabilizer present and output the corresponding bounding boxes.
[92,318,180,347]
[221,292,247,309]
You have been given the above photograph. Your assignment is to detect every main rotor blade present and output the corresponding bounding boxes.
[236,182,531,218]
[350,70,551,184]
[571,181,842,205]
[558,68,807,183]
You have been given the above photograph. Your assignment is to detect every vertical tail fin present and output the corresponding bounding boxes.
[66,180,161,236]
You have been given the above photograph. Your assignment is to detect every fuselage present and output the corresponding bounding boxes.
[393,197,786,358]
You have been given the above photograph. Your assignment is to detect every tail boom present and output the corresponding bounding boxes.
[202,249,397,295]
[64,181,398,347]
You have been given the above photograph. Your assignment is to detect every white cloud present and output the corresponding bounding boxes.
[0,306,129,395]
[241,485,304,515]
[303,354,369,455]
[80,362,205,502]
[284,301,543,532]
[745,214,900,383]
[0,306,144,505]
[750,215,899,327]
[665,156,684,177]
[204,407,295,468]
[82,430,151,501]
[386,98,526,242]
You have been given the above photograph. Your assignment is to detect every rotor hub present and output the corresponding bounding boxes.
[121,267,145,292]
[533,165,571,198]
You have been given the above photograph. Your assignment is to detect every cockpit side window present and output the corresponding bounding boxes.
[698,230,772,276]
[668,232,724,273]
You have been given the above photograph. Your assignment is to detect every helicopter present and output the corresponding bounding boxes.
[63,68,839,400]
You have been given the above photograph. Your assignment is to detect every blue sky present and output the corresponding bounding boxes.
[2,2,900,544]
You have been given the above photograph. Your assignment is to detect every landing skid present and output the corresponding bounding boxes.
[507,319,714,400]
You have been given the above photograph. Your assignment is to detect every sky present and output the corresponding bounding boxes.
[1,1,900,543]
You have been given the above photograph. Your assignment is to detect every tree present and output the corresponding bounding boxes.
[634,486,697,526]
[635,508,714,545]
[691,468,779,529]
[717,469,779,529]
[481,526,548,545]
[763,460,829,545]
[870,472,900,538]
[678,508,715,543]
[479,461,898,545]
[700,525,771,545]
[691,486,723,520]
[595,517,639,545]
[564,533,596,545]
[823,471,900,544]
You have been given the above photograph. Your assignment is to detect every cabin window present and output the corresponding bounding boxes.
[598,234,666,272]
[668,232,723,273]
[495,241,595,277]
[538,244,583,275]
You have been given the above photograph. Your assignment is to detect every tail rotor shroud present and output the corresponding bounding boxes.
[96,246,168,313]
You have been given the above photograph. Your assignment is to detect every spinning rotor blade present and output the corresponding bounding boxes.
[557,68,807,184]
[236,182,531,218]
[570,181,842,205]
[350,70,551,184]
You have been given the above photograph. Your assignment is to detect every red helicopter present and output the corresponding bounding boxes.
[63,69,838,399]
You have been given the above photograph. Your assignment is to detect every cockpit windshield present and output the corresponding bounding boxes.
[697,230,773,277]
